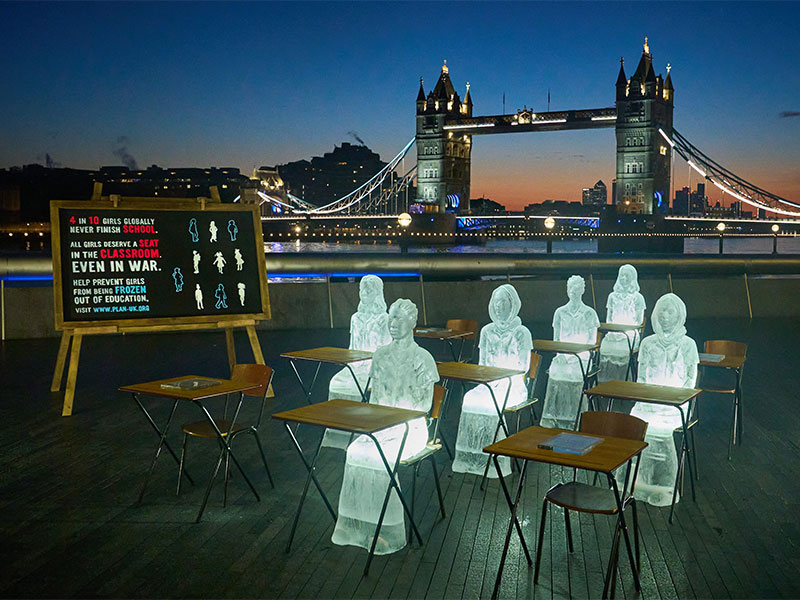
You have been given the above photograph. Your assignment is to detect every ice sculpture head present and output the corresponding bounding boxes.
[388,298,417,341]
[358,275,387,314]
[488,284,522,325]
[567,275,585,301]
[652,293,687,338]
[615,264,639,294]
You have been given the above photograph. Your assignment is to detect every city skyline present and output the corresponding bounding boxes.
[2,1,798,211]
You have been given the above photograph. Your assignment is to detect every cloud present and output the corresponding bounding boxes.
[779,111,800,118]
[113,136,139,169]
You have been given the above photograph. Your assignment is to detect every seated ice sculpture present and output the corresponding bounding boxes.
[322,275,391,449]
[599,264,646,385]
[452,284,532,478]
[629,293,698,507]
[539,275,599,430]
[331,298,438,555]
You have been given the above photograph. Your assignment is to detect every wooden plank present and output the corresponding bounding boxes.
[50,330,72,392]
[61,331,82,416]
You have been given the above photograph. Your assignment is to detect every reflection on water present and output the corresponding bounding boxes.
[266,236,800,254]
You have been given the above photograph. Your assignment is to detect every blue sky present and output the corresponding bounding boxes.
[1,1,798,209]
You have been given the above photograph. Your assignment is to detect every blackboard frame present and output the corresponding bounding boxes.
[50,199,271,330]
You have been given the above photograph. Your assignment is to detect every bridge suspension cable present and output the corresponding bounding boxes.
[294,138,417,215]
[660,128,800,217]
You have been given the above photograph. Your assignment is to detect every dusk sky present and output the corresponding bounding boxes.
[2,1,798,210]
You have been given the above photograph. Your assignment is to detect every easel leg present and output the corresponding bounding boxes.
[225,328,237,374]
[62,333,82,417]
[51,330,73,392]
[246,325,264,364]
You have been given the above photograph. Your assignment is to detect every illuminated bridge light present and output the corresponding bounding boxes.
[443,123,495,130]
[535,119,568,125]
[687,160,707,178]
[591,115,616,121]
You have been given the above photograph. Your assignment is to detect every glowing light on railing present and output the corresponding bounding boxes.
[443,123,495,130]
[591,115,616,121]
[535,119,568,125]
[687,160,707,178]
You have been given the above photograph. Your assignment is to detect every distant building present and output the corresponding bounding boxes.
[469,197,505,214]
[581,180,607,206]
[0,164,96,221]
[97,165,246,202]
[524,199,586,216]
[277,142,386,208]
[673,186,690,216]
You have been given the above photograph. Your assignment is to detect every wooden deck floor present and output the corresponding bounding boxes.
[1,317,799,599]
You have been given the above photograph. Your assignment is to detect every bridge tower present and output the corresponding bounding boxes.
[615,38,674,214]
[415,61,472,212]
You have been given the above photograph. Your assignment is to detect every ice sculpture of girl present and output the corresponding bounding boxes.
[630,293,698,507]
[452,284,532,477]
[331,299,438,555]
[322,275,391,449]
[539,275,600,430]
[599,264,646,384]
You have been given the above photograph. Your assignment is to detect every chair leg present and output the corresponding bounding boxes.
[177,433,188,496]
[223,438,231,508]
[631,499,641,573]
[534,499,548,584]
[411,463,418,525]
[602,521,622,599]
[530,403,538,425]
[690,426,699,480]
[253,430,275,488]
[429,456,446,519]
[564,508,574,552]
[729,396,737,460]
[515,411,521,435]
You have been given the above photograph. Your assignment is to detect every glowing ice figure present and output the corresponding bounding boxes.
[331,299,438,555]
[599,265,646,385]
[194,284,204,310]
[322,275,391,450]
[234,248,244,271]
[192,250,200,274]
[214,283,227,309]
[540,275,599,430]
[629,293,698,507]
[213,251,226,274]
[209,220,218,242]
[452,284,532,477]
[237,282,245,306]
[189,218,199,243]
[228,219,238,241]
[172,267,184,292]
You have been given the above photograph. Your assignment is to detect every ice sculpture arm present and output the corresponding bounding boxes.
[552,308,562,342]
[477,325,489,366]
[635,293,646,325]
[511,326,534,371]
[682,339,700,388]
[348,313,358,350]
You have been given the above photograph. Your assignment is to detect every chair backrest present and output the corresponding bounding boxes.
[231,364,275,426]
[527,351,542,384]
[579,410,648,442]
[446,319,478,341]
[429,383,447,443]
[705,339,747,358]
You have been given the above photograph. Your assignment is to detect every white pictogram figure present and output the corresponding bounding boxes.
[234,248,244,271]
[213,251,226,274]
[192,250,200,274]
[209,220,218,242]
[237,282,246,306]
[195,284,204,310]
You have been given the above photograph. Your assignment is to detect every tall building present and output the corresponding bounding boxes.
[581,180,607,205]
[615,38,674,214]
[415,61,472,213]
[673,186,690,215]
[277,142,385,207]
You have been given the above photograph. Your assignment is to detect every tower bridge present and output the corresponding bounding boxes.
[255,39,799,220]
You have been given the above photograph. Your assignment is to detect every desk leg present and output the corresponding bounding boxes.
[136,396,181,504]
[669,408,696,524]
[194,395,259,523]
[605,475,641,595]
[365,424,421,576]
[481,380,516,489]
[285,423,336,552]
[290,359,321,405]
[491,457,530,600]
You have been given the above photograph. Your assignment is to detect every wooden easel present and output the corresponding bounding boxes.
[51,319,265,416]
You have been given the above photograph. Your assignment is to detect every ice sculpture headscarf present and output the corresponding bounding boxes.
[651,293,687,348]
[488,284,522,337]
[357,275,387,315]
[613,264,640,295]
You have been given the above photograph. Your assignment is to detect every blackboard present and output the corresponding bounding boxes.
[50,201,270,329]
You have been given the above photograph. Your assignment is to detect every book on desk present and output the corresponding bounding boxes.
[538,432,603,455]
[160,377,222,390]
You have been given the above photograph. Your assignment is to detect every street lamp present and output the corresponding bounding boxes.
[716,222,725,254]
[772,223,780,254]
[397,212,412,253]
[544,217,555,254]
